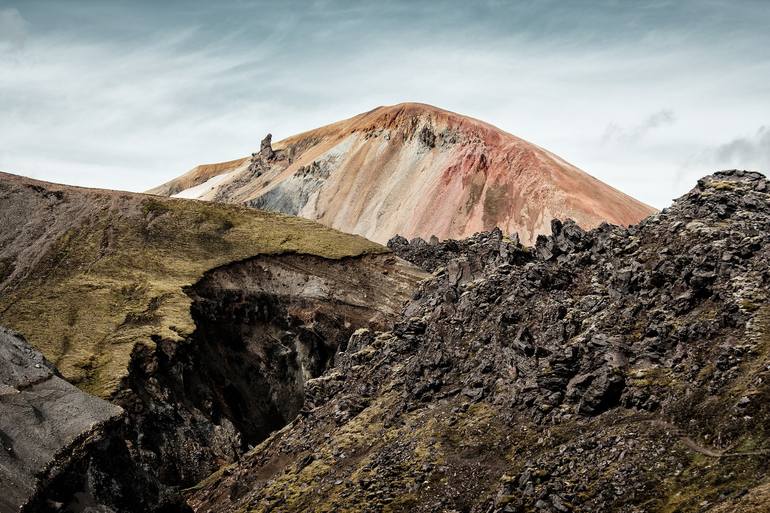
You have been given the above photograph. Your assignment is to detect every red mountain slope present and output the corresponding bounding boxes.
[149,103,655,244]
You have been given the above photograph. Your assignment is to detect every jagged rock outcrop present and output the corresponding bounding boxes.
[260,133,275,160]
[149,103,655,244]
[387,227,525,273]
[188,171,770,513]
[246,134,280,179]
[0,327,123,513]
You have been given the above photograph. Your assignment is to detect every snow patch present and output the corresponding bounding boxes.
[172,171,235,199]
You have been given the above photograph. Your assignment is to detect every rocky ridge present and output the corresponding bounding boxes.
[189,170,770,513]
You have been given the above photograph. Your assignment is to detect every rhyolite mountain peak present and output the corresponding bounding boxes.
[149,103,655,244]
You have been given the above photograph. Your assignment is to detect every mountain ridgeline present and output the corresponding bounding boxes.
[149,103,655,245]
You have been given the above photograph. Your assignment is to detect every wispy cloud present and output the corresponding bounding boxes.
[602,110,677,144]
[0,0,769,207]
[713,126,770,169]
[686,126,770,172]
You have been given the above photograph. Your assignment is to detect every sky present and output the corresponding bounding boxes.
[1,0,769,208]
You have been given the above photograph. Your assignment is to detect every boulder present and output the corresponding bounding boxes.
[0,327,122,513]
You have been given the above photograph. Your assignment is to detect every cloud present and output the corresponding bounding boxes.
[675,126,770,191]
[602,109,676,144]
[0,0,769,210]
[706,126,770,172]
[0,8,28,52]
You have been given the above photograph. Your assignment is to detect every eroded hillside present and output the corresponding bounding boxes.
[0,172,384,397]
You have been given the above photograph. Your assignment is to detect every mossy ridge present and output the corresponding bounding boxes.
[0,188,384,398]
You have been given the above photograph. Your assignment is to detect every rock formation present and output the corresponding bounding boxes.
[0,327,122,513]
[148,103,655,244]
[3,169,769,512]
[260,133,275,160]
[188,171,770,513]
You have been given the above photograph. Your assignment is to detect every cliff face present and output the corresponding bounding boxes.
[150,103,655,245]
[0,172,426,512]
[188,171,770,513]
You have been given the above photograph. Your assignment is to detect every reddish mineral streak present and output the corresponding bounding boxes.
[151,103,655,244]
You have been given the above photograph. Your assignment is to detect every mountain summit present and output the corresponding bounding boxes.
[149,103,655,244]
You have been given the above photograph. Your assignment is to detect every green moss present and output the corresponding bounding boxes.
[708,180,738,191]
[0,194,384,398]
[627,367,673,388]
[740,299,761,312]
[141,197,173,217]
[658,450,768,513]
[234,398,515,513]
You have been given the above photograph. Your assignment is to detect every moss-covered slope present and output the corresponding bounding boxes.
[0,171,384,398]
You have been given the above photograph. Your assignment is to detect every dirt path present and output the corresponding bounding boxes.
[615,415,770,458]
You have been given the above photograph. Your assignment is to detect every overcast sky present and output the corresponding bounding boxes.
[1,0,769,208]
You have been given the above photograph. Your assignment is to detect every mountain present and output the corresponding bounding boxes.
[188,171,770,513]
[149,103,655,244]
[0,171,426,511]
